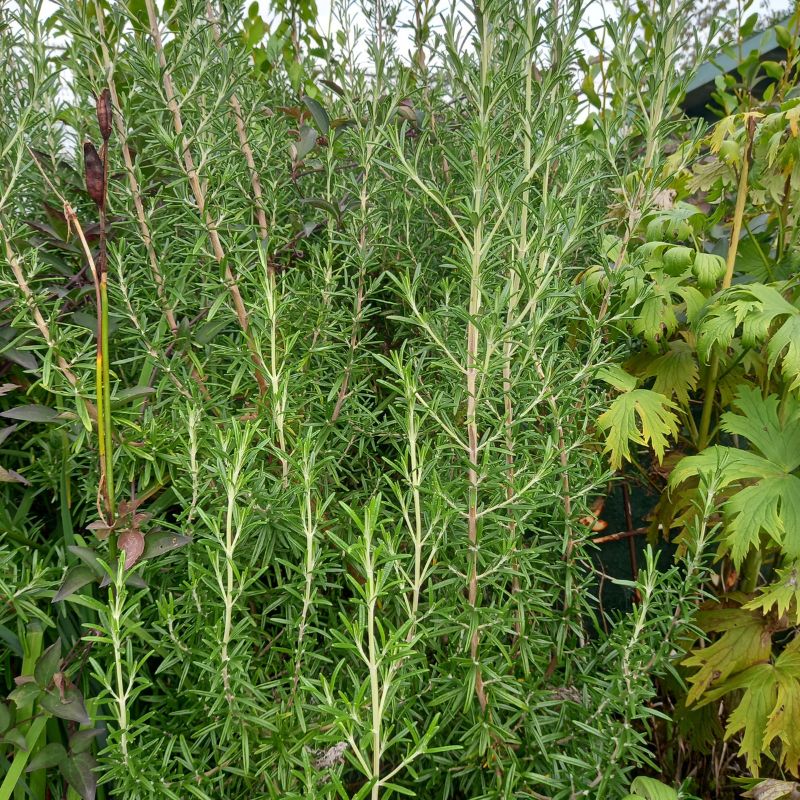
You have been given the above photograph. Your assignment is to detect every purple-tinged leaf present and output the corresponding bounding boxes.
[34,639,61,688]
[69,728,103,755]
[0,405,59,423]
[60,751,97,800]
[26,742,67,772]
[40,688,90,725]
[53,566,96,603]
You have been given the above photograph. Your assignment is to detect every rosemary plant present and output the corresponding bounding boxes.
[0,0,719,797]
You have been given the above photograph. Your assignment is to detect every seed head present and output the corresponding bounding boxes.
[83,141,105,207]
[96,88,113,141]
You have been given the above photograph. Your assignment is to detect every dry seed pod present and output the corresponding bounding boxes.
[96,88,112,141]
[83,141,105,207]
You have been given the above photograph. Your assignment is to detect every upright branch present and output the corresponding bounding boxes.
[697,114,756,449]
[143,0,269,398]
[1,220,82,393]
[465,4,493,716]
[503,5,535,639]
[205,0,270,248]
[94,1,178,335]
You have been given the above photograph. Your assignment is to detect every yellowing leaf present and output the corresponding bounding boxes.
[638,340,699,408]
[709,116,737,152]
[743,779,800,800]
[597,389,678,469]
[745,563,800,619]
[727,640,800,776]
[684,607,772,706]
[786,104,800,138]
[723,663,777,773]
[764,644,800,775]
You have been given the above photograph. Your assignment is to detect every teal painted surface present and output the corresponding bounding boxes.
[685,16,790,97]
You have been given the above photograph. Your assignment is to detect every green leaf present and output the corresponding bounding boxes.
[0,702,10,734]
[662,245,693,273]
[40,688,90,725]
[628,776,679,800]
[26,742,67,771]
[194,316,231,345]
[725,475,800,563]
[110,386,156,407]
[775,25,793,50]
[596,365,637,392]
[670,389,800,564]
[60,751,97,800]
[0,727,28,751]
[291,125,318,162]
[631,276,680,347]
[301,94,329,133]
[66,547,105,577]
[684,607,772,706]
[721,387,800,471]
[597,389,679,469]
[34,639,61,688]
[141,532,192,560]
[53,566,96,603]
[8,683,41,708]
[693,252,726,292]
[69,729,102,755]
[638,339,699,407]
[698,283,800,385]
[0,405,59,423]
[768,314,800,391]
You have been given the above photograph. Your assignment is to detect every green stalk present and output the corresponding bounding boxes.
[100,274,115,521]
[740,549,762,594]
[14,624,43,800]
[697,123,754,450]
[0,717,48,800]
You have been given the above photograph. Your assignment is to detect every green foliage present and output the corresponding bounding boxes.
[586,0,800,788]
[0,0,716,798]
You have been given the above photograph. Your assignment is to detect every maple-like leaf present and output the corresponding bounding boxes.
[669,387,800,565]
[764,643,800,775]
[685,606,772,706]
[701,637,800,776]
[636,339,699,408]
[698,282,800,388]
[597,388,679,469]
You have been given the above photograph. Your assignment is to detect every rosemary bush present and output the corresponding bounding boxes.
[1,0,713,797]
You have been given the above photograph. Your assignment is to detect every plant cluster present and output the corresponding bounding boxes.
[586,1,800,793]
[0,0,780,798]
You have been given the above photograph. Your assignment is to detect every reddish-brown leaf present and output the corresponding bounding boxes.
[118,529,145,569]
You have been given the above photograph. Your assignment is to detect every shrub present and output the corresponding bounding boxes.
[0,0,714,797]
